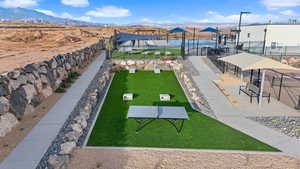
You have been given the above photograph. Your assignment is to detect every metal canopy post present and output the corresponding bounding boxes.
[259,70,266,106]
[278,73,284,101]
[196,36,200,56]
[193,27,196,48]
[181,32,186,59]
[187,40,190,55]
[240,70,244,85]
[258,69,261,82]
[250,69,254,83]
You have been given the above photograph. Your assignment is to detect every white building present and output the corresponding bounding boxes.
[239,24,300,47]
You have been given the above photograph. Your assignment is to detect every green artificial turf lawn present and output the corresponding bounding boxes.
[112,48,180,59]
[87,71,278,151]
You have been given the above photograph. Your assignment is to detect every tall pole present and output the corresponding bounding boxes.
[236,11,251,53]
[193,27,196,48]
[262,28,267,55]
[181,32,186,59]
[237,12,243,47]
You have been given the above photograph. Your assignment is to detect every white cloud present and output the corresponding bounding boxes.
[35,9,92,22]
[86,6,131,18]
[61,12,74,19]
[78,16,91,22]
[199,11,264,23]
[262,0,300,10]
[141,18,153,23]
[280,9,297,16]
[61,0,89,7]
[0,0,38,8]
[35,9,58,17]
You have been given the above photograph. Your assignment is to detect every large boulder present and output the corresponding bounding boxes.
[10,84,36,118]
[48,155,66,169]
[59,142,76,155]
[7,70,20,79]
[49,59,58,69]
[41,86,53,98]
[65,131,81,142]
[0,97,9,115]
[38,65,48,75]
[0,113,18,137]
[127,60,135,66]
[144,62,155,70]
[56,67,67,80]
[26,73,36,85]
[0,85,9,97]
[8,79,21,91]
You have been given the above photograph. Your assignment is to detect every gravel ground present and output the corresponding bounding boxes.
[248,116,300,140]
[67,148,300,169]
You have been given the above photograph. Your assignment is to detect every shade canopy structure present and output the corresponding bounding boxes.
[116,32,162,43]
[218,52,299,107]
[200,27,220,33]
[168,27,187,58]
[218,53,299,71]
[169,27,188,33]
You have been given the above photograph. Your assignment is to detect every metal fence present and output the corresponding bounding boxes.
[241,41,300,57]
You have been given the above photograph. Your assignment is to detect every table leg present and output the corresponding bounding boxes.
[165,119,185,134]
[135,119,155,133]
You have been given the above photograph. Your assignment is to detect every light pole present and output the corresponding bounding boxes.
[236,11,251,49]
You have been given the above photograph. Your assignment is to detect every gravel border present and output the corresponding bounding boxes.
[248,116,300,140]
[175,59,216,119]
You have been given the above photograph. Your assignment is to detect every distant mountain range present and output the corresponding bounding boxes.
[128,22,238,29]
[0,7,104,26]
[0,7,252,28]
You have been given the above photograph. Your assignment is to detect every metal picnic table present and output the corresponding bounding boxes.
[127,106,189,134]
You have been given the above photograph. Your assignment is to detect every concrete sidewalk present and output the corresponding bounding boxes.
[0,53,106,169]
[188,55,300,160]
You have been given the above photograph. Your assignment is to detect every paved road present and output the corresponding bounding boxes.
[188,55,300,160]
[0,53,106,169]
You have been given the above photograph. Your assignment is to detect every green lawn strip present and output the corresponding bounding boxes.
[87,71,278,152]
[112,48,180,59]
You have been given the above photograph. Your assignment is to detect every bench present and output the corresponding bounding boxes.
[239,83,271,103]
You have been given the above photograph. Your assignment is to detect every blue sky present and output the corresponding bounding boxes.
[1,0,300,24]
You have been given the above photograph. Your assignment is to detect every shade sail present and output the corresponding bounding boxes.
[116,32,162,42]
[200,27,220,33]
[218,53,299,71]
[169,27,188,33]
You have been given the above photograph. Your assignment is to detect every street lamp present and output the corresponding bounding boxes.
[236,11,251,49]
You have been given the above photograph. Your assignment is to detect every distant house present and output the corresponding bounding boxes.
[240,24,300,48]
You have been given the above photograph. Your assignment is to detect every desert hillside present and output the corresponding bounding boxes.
[0,22,214,74]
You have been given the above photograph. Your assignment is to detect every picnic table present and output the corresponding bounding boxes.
[127,106,189,134]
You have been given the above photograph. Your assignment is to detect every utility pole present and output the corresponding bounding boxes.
[262,28,267,55]
[236,11,251,52]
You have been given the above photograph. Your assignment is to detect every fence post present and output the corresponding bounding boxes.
[187,40,190,55]
[295,96,300,110]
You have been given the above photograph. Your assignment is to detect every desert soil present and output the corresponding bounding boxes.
[67,148,300,169]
